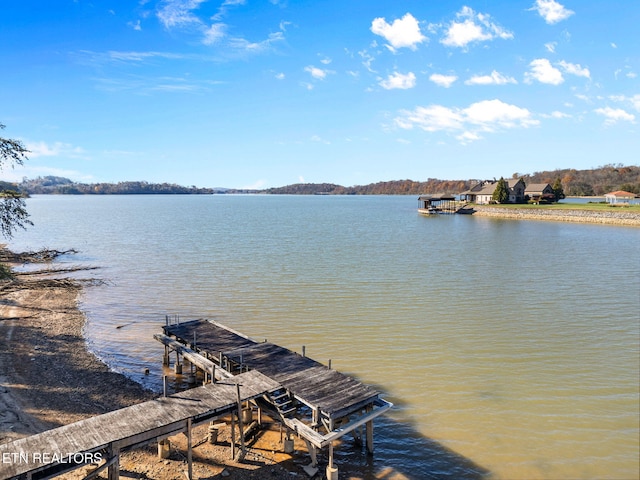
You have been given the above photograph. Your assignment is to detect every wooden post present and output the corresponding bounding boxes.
[236,382,246,461]
[163,375,168,397]
[107,445,120,480]
[365,404,374,455]
[302,345,306,357]
[186,418,193,480]
[231,412,236,459]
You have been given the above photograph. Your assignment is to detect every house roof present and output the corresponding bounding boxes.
[525,183,552,193]
[604,190,637,198]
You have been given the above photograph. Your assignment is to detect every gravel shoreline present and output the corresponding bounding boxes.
[471,205,640,226]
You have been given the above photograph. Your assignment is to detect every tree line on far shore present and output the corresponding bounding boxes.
[9,164,639,197]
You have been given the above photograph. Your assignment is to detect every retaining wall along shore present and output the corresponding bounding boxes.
[471,206,640,226]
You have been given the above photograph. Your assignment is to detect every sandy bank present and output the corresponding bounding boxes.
[472,205,640,226]
[0,248,337,480]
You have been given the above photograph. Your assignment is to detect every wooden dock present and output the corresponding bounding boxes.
[0,318,392,479]
[0,369,279,480]
[160,318,392,470]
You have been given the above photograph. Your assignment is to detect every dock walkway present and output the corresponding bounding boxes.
[0,370,279,480]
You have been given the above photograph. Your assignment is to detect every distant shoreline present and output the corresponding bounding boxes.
[471,205,640,226]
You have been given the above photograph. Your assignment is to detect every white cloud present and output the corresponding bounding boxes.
[531,0,574,24]
[595,107,635,125]
[441,6,513,48]
[25,141,85,158]
[464,99,537,129]
[429,73,458,88]
[544,42,556,53]
[465,70,517,85]
[395,105,464,132]
[370,13,426,51]
[304,65,332,80]
[558,60,590,78]
[275,72,285,80]
[609,94,640,112]
[549,111,571,118]
[394,99,538,142]
[380,72,416,90]
[525,58,564,85]
[456,131,482,143]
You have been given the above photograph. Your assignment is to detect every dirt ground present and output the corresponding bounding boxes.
[0,248,380,480]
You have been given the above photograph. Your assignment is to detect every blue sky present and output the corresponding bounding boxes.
[1,0,638,189]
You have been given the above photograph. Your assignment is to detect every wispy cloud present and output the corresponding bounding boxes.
[25,140,86,158]
[156,0,284,53]
[595,107,635,125]
[394,99,538,143]
[379,72,416,90]
[370,13,426,52]
[441,6,513,49]
[530,0,574,24]
[558,60,590,78]
[465,70,517,85]
[157,0,208,29]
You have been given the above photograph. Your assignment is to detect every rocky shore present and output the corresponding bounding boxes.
[472,205,640,226]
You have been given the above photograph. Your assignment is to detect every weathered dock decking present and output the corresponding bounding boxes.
[162,318,380,419]
[0,370,279,480]
[159,319,392,472]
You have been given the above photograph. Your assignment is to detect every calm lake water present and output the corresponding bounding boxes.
[9,195,640,480]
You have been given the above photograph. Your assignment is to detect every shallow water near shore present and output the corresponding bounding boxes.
[9,195,640,480]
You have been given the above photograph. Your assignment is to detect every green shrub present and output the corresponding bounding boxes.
[0,262,14,279]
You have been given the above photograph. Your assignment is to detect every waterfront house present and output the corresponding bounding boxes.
[525,183,554,203]
[460,178,526,204]
[604,190,638,204]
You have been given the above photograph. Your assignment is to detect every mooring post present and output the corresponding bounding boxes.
[302,345,306,357]
[163,375,168,397]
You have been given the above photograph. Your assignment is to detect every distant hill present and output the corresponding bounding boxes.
[10,164,640,196]
[520,164,640,196]
[18,176,223,195]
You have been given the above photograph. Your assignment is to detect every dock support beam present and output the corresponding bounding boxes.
[107,445,120,480]
[326,442,338,480]
[186,418,193,480]
[366,404,374,455]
